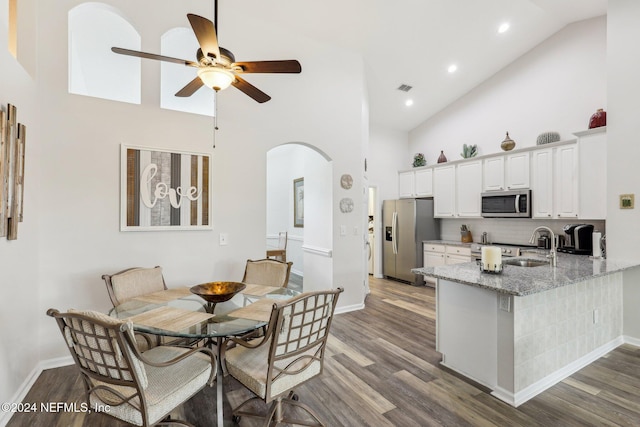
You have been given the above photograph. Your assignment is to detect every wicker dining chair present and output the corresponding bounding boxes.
[241,259,293,288]
[225,288,343,426]
[47,308,215,427]
[102,266,178,349]
[102,266,167,307]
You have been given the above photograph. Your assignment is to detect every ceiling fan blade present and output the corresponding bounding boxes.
[111,47,197,67]
[187,14,221,61]
[175,76,205,97]
[231,75,271,103]
[233,60,302,74]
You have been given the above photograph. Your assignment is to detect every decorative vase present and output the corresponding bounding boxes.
[500,132,516,151]
[437,151,447,163]
[588,108,607,129]
[536,131,560,145]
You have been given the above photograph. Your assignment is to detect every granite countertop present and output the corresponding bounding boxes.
[412,254,639,296]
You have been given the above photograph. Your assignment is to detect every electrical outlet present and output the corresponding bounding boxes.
[219,233,229,246]
[340,225,347,236]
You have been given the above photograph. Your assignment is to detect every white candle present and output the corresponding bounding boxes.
[481,246,502,271]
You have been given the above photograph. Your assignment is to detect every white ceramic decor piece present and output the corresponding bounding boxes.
[339,198,354,213]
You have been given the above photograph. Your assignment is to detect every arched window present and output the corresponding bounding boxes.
[160,27,214,116]
[68,2,141,104]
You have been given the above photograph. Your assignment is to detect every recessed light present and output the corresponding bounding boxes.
[498,22,510,34]
[405,99,414,107]
[447,64,457,73]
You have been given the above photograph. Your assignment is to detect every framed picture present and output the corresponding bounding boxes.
[120,145,212,231]
[293,177,304,228]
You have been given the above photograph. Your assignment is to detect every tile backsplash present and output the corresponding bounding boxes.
[440,218,606,247]
[512,272,623,392]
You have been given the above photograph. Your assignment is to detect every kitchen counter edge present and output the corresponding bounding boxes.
[412,254,640,296]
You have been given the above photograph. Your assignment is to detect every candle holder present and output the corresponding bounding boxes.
[477,260,503,274]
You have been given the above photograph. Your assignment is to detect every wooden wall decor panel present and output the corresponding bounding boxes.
[120,144,212,231]
[0,110,7,237]
[0,103,26,240]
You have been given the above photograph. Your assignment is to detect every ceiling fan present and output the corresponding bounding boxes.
[111,12,301,103]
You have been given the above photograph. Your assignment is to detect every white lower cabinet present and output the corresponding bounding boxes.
[424,243,472,285]
[424,244,471,266]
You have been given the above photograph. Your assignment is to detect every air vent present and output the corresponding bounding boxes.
[397,84,413,92]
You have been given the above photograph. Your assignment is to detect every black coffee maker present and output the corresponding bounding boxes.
[558,224,594,255]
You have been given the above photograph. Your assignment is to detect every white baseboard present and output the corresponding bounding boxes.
[623,335,640,347]
[290,268,303,277]
[491,336,624,407]
[0,356,74,427]
[335,302,365,315]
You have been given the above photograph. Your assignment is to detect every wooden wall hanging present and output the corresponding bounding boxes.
[0,104,26,240]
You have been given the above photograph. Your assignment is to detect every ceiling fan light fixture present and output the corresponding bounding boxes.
[197,67,235,91]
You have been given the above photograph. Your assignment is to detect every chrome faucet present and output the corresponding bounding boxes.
[529,226,557,267]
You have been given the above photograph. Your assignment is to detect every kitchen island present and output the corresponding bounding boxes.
[412,254,638,407]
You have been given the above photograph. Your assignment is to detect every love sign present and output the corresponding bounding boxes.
[120,145,211,231]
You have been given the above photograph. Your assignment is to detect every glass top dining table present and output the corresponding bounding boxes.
[109,284,300,427]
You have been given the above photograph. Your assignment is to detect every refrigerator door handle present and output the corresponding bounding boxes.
[392,211,398,254]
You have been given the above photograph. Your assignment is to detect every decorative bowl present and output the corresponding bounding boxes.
[536,131,560,145]
[190,281,246,303]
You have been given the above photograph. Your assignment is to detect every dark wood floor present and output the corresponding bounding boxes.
[8,277,640,426]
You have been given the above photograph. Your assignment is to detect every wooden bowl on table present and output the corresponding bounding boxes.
[190,281,246,313]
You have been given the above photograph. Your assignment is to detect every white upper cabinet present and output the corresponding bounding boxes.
[414,168,433,197]
[433,165,456,217]
[531,148,554,218]
[399,168,433,198]
[483,152,529,191]
[577,129,607,219]
[483,156,505,191]
[398,171,415,198]
[401,128,606,220]
[554,144,579,218]
[456,160,482,217]
[505,152,530,189]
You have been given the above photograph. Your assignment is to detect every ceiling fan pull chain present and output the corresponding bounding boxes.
[213,91,218,149]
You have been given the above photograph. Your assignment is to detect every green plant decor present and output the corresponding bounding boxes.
[461,144,478,159]
[413,153,426,167]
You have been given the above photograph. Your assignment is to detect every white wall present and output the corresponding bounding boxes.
[606,0,640,341]
[367,125,408,276]
[0,6,39,409]
[266,144,333,278]
[0,0,368,408]
[409,16,607,165]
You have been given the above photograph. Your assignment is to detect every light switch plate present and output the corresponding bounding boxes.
[219,233,229,246]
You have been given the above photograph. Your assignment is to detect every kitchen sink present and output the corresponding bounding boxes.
[504,259,550,267]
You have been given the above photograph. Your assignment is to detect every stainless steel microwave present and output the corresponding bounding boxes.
[481,189,531,218]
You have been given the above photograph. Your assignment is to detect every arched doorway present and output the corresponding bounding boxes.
[266,143,333,291]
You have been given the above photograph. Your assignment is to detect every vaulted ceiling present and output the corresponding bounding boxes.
[234,0,607,132]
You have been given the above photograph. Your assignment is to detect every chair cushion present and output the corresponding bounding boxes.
[90,346,213,426]
[225,339,321,401]
[243,262,288,287]
[111,267,165,304]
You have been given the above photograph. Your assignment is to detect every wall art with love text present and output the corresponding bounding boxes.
[120,145,211,231]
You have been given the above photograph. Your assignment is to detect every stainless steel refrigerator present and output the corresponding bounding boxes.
[383,199,440,285]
